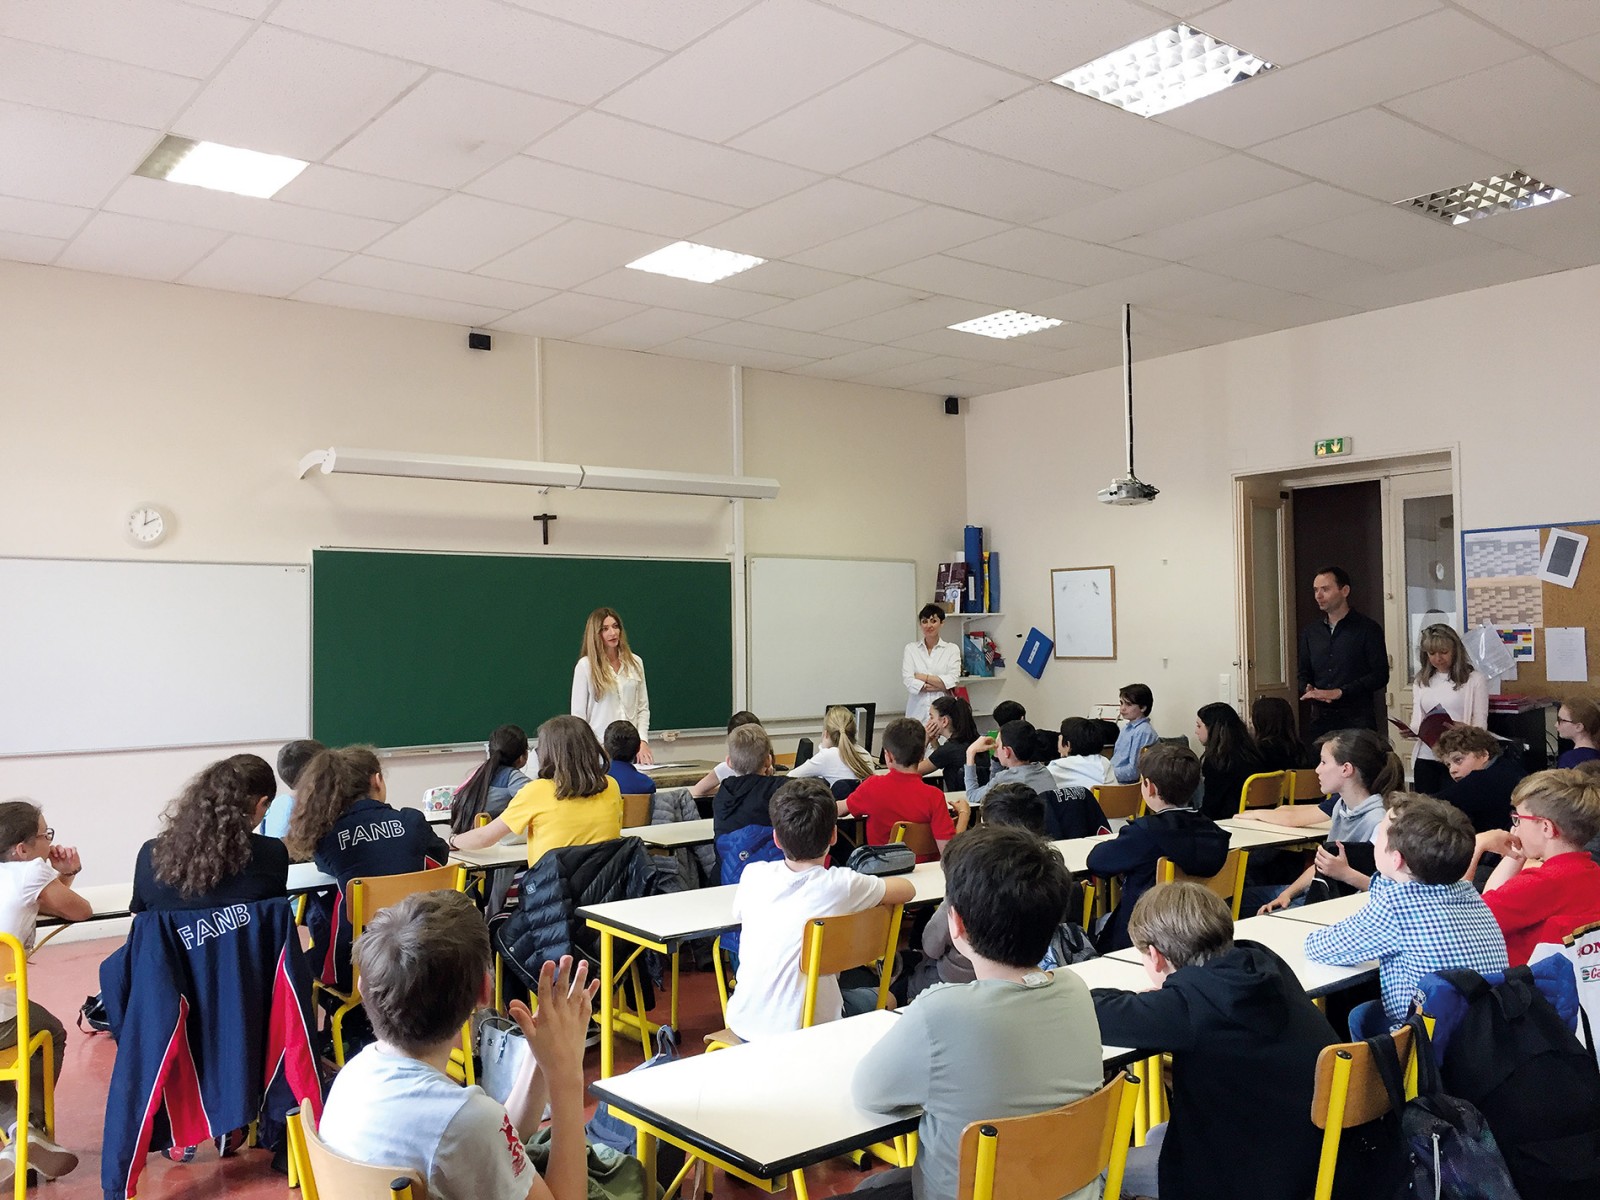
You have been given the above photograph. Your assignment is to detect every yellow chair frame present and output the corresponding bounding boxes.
[1094,782,1143,820]
[287,1102,423,1199]
[1283,769,1324,804]
[1157,849,1250,920]
[0,934,57,1200]
[1238,771,1287,813]
[889,820,939,861]
[1310,1025,1416,1200]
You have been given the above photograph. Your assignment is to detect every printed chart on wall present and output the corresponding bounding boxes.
[1463,521,1598,698]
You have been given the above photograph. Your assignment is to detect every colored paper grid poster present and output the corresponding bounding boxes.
[1496,624,1535,661]
[1464,529,1543,628]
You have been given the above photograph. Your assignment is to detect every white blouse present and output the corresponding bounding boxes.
[901,638,962,721]
[571,654,650,745]
[788,745,870,786]
[1410,669,1488,764]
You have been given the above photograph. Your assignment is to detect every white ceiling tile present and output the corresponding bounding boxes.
[1183,236,1375,292]
[1111,308,1272,345]
[529,113,822,208]
[56,211,227,281]
[1449,194,1600,269]
[853,356,991,388]
[693,321,869,360]
[267,0,664,105]
[363,194,565,271]
[584,308,732,350]
[1249,111,1504,202]
[940,85,1228,189]
[790,205,1008,276]
[694,180,920,259]
[1156,279,1362,327]
[794,345,928,380]
[1313,246,1562,310]
[178,235,348,296]
[1386,56,1600,170]
[0,37,197,128]
[0,230,63,265]
[0,103,158,206]
[729,43,1028,174]
[1552,32,1600,86]
[1024,264,1226,323]
[845,139,1110,224]
[946,228,1165,287]
[1282,205,1495,270]
[746,279,927,333]
[275,167,447,224]
[1193,0,1441,64]
[598,0,907,142]
[893,324,1065,362]
[487,292,646,338]
[947,363,1063,390]
[467,157,739,238]
[1156,9,1524,148]
[822,297,989,343]
[874,255,1067,309]
[1115,182,1371,260]
[186,0,276,15]
[575,268,788,319]
[293,279,509,326]
[174,26,425,162]
[1448,0,1600,48]
[718,261,854,300]
[324,255,554,310]
[477,220,665,289]
[102,176,395,251]
[824,0,1164,78]
[0,196,91,240]
[655,338,814,371]
[1008,343,1125,377]
[0,0,251,76]
[327,74,578,189]
[503,0,756,51]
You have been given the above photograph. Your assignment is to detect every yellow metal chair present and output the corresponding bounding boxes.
[0,934,57,1200]
[1094,782,1143,820]
[312,864,476,1084]
[1283,769,1324,804]
[287,1102,423,1199]
[1238,771,1287,813]
[1157,849,1250,919]
[1310,1025,1415,1200]
[956,1070,1141,1200]
[890,820,939,861]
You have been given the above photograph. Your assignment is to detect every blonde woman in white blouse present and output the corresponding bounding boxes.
[571,607,653,764]
[1410,623,1487,795]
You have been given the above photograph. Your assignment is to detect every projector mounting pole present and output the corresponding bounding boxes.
[1122,303,1134,478]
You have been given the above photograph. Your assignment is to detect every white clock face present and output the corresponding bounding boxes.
[126,506,168,546]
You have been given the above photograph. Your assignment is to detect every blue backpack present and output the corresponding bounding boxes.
[715,824,783,957]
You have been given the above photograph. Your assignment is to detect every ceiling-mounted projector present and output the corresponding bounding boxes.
[1098,474,1160,505]
[1097,303,1160,506]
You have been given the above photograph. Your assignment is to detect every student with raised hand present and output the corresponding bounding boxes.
[789,706,875,787]
[1408,623,1488,794]
[1250,696,1311,771]
[853,825,1103,1200]
[963,719,1054,806]
[451,724,534,836]
[450,717,621,868]
[0,800,89,1186]
[1111,683,1158,783]
[571,607,652,764]
[260,738,324,839]
[1194,702,1267,820]
[1047,716,1112,791]
[1556,697,1600,768]
[1434,723,1525,835]
[687,710,762,802]
[1092,882,1337,1200]
[915,696,987,792]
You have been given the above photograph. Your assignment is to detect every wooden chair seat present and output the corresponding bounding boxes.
[704,1028,743,1050]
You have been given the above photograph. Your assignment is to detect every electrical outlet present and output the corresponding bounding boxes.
[1218,672,1231,701]
[661,730,679,742]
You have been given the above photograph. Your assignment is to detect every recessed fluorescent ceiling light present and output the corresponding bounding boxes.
[1052,23,1275,118]
[948,310,1063,340]
[134,134,307,199]
[625,241,764,283]
[1397,170,1570,226]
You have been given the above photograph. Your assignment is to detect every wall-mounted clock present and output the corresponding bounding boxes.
[125,504,171,547]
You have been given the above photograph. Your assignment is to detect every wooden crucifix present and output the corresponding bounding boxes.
[531,513,557,545]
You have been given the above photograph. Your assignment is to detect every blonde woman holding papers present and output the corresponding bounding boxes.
[571,608,653,764]
[903,604,961,721]
[1409,624,1487,795]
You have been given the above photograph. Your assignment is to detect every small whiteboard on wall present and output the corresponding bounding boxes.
[0,558,310,755]
[747,556,916,721]
[1052,566,1117,659]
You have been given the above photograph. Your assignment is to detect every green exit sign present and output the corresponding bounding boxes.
[1314,437,1352,458]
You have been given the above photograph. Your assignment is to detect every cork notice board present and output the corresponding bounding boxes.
[1463,521,1600,702]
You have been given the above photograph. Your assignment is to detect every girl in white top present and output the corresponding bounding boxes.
[570,607,652,764]
[789,706,876,787]
[1410,624,1488,796]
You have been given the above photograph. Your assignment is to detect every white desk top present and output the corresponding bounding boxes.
[1220,815,1331,840]
[449,841,529,869]
[42,860,337,926]
[1225,913,1375,996]
[620,818,715,848]
[1269,891,1369,927]
[1053,821,1313,876]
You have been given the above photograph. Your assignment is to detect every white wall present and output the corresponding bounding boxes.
[0,261,966,885]
[965,262,1600,740]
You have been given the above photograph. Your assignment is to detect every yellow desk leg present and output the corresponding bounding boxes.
[599,927,616,1079]
[670,949,681,1031]
[637,1126,656,1187]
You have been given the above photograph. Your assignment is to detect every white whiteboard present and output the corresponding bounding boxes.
[747,557,917,722]
[0,558,310,755]
[1051,566,1117,659]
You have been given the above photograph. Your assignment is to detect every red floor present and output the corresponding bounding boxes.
[31,935,883,1198]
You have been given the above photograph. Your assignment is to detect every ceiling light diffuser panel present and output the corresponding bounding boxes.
[948,310,1064,339]
[1397,170,1570,226]
[625,241,765,283]
[1052,23,1276,118]
[134,135,308,199]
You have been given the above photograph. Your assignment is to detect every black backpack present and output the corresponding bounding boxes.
[1434,966,1600,1199]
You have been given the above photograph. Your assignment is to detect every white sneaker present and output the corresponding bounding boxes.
[0,1143,15,1191]
[4,1123,77,1181]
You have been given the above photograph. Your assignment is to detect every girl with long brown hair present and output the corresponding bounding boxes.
[571,607,653,764]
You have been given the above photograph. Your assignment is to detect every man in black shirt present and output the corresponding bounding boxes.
[1297,566,1389,740]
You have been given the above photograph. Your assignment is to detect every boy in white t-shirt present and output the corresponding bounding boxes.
[318,890,597,1200]
[726,778,915,1041]
[0,799,91,1186]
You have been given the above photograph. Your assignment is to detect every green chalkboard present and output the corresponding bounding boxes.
[312,549,733,748]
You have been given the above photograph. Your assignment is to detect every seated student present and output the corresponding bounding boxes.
[261,738,325,839]
[450,724,534,836]
[1093,882,1338,1200]
[1473,769,1600,964]
[1251,696,1312,772]
[318,890,597,1200]
[688,710,762,801]
[603,720,656,798]
[842,718,966,860]
[1577,760,1600,864]
[1195,702,1268,820]
[133,754,290,911]
[990,699,1026,728]
[1047,716,1112,791]
[1558,697,1600,768]
[0,800,89,1185]
[1085,744,1229,952]
[452,717,622,867]
[1434,723,1525,834]
[1112,683,1159,783]
[1305,793,1508,1027]
[963,720,1055,806]
[852,825,1103,1200]
[725,779,914,1041]
[914,695,988,792]
[790,705,875,788]
[708,723,787,839]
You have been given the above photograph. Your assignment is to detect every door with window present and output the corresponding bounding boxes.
[1384,470,1457,726]
[1238,478,1295,714]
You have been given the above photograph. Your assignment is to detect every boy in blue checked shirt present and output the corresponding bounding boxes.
[1305,793,1506,1028]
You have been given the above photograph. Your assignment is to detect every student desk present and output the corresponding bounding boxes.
[640,761,717,788]
[1052,822,1320,875]
[1219,814,1331,840]
[1106,911,1377,998]
[446,819,718,873]
[1269,891,1369,926]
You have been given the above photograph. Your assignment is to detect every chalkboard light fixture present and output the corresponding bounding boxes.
[297,446,780,501]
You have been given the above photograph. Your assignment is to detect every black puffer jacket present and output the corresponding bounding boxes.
[492,837,656,990]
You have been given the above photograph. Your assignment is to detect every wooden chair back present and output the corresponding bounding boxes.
[798,906,901,1027]
[620,792,652,828]
[1157,849,1248,919]
[956,1071,1139,1200]
[890,820,939,860]
[773,751,798,769]
[1309,1026,1414,1200]
[1094,782,1142,820]
[1238,770,1286,812]
[349,864,468,935]
[1283,768,1324,803]
[289,1103,426,1200]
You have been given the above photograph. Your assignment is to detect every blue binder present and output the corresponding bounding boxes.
[962,525,984,612]
[1018,627,1053,679]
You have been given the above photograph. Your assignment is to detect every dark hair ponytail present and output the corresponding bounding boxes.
[1322,728,1404,798]
[451,724,529,835]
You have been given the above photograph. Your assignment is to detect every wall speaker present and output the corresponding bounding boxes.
[468,331,491,351]
[944,396,960,415]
